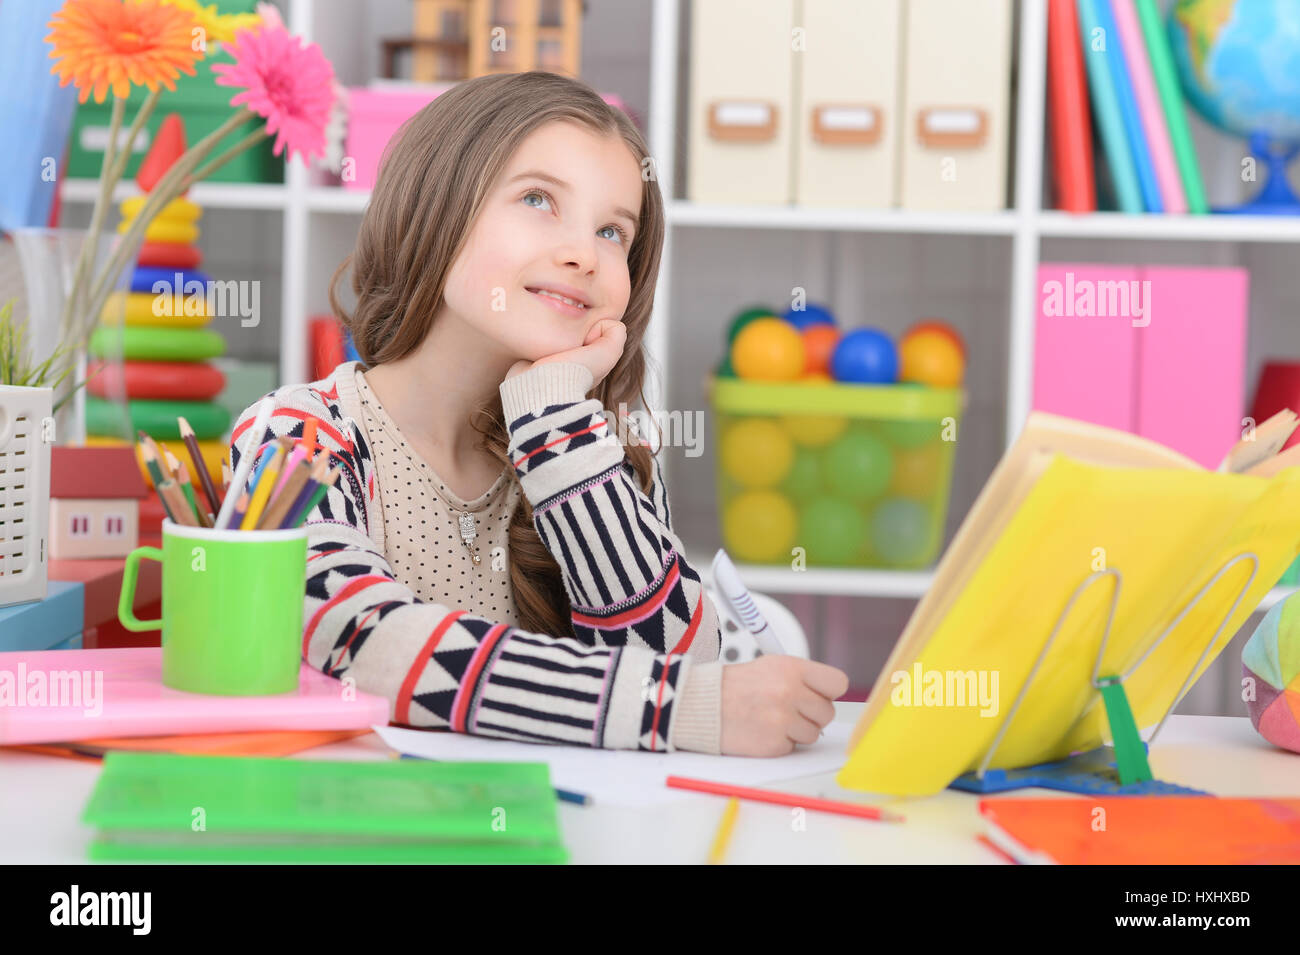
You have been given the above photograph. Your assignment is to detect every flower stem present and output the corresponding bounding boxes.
[187,127,270,184]
[61,94,126,347]
[105,88,161,187]
[81,108,257,340]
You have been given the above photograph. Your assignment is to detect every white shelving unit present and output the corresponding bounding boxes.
[56,0,1300,615]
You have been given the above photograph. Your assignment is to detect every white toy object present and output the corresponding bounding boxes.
[709,585,809,663]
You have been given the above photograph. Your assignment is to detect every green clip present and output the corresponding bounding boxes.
[1097,676,1152,785]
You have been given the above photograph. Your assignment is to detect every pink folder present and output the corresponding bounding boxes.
[1034,263,1248,468]
[1135,266,1248,468]
[1033,263,1142,432]
[0,648,390,745]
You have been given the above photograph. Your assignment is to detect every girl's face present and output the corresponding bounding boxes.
[442,119,644,363]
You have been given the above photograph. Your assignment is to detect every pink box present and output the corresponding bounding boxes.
[344,86,451,191]
[345,86,634,192]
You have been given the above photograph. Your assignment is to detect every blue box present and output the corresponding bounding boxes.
[0,581,85,651]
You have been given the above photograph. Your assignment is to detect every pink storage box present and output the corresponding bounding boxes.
[345,85,633,192]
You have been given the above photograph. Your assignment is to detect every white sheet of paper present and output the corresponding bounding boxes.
[372,723,853,809]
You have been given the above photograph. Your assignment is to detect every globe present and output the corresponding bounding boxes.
[1169,0,1300,213]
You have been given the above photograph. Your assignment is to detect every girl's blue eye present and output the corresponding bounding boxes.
[523,189,629,245]
[522,190,552,210]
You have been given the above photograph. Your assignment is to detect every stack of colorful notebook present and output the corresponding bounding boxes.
[82,752,569,863]
[1048,0,1208,214]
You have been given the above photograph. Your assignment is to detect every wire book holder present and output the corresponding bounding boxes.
[949,551,1260,796]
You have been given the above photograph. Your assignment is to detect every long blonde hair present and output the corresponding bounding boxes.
[329,71,666,639]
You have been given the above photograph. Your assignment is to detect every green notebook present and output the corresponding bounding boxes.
[82,752,568,864]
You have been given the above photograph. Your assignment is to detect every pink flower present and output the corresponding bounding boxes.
[212,23,336,164]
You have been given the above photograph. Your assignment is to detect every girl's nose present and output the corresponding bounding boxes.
[555,230,598,274]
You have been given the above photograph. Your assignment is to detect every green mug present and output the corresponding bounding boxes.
[118,519,308,695]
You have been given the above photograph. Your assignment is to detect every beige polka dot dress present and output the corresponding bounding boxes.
[355,367,523,626]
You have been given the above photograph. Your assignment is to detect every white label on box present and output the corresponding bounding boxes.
[80,125,152,154]
[714,101,772,128]
[920,109,981,135]
[819,107,876,132]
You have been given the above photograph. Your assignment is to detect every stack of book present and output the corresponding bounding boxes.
[1048,0,1208,214]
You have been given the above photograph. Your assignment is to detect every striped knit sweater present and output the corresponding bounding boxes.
[227,360,724,752]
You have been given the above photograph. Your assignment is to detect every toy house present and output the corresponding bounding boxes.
[49,446,148,560]
[399,0,583,81]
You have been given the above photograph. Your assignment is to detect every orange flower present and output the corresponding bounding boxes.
[46,0,202,104]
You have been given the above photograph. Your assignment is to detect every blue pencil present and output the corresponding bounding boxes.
[396,753,590,806]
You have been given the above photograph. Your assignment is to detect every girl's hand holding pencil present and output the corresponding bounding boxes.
[136,398,341,532]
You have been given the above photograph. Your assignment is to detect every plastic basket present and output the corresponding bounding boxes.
[0,385,54,608]
[710,377,963,569]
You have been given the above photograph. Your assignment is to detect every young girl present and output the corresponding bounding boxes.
[229,71,847,756]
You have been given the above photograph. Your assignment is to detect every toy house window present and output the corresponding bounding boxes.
[70,514,91,536]
[104,514,126,537]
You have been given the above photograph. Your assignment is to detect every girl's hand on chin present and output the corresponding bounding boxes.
[505,319,627,387]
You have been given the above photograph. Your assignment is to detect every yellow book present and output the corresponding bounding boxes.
[838,410,1300,797]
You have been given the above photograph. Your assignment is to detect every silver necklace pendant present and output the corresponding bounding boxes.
[459,512,480,565]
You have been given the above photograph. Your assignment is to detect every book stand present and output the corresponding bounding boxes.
[949,552,1260,796]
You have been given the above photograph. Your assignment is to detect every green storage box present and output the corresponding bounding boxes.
[66,1,281,185]
[710,377,964,570]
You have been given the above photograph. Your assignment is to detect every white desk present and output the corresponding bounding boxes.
[4,705,1299,864]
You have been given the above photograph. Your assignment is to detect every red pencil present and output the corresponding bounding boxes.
[665,775,905,822]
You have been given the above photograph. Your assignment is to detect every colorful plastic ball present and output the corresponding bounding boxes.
[869,496,932,566]
[780,412,847,447]
[877,418,943,449]
[899,327,965,388]
[821,429,893,502]
[727,306,778,343]
[908,318,966,359]
[716,353,736,378]
[800,497,866,565]
[723,490,797,563]
[720,417,794,488]
[889,442,946,499]
[803,372,834,385]
[731,317,806,381]
[830,328,898,384]
[780,446,824,500]
[800,324,840,376]
[781,302,837,331]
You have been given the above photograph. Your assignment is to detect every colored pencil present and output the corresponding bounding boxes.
[281,456,330,528]
[395,753,590,805]
[665,776,905,822]
[175,458,213,527]
[158,479,198,526]
[302,417,318,456]
[241,440,288,530]
[136,436,175,522]
[258,458,312,529]
[229,490,250,529]
[178,415,222,515]
[270,443,309,503]
[163,447,204,526]
[707,798,740,865]
[217,396,275,529]
[287,464,341,528]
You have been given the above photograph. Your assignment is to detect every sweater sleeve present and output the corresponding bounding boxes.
[499,362,725,751]
[228,376,719,753]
